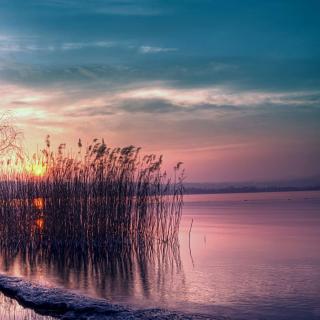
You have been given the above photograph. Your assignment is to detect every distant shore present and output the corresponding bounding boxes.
[185,185,320,195]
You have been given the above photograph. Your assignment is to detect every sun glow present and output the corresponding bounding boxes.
[4,158,48,177]
[33,197,45,210]
[35,217,45,230]
[26,162,47,177]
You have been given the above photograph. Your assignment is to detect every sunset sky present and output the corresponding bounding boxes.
[1,0,319,182]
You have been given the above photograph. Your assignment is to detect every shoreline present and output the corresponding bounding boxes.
[0,274,214,320]
[184,186,320,195]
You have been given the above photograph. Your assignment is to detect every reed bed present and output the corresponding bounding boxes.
[0,138,184,250]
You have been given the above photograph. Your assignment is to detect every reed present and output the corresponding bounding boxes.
[0,137,184,249]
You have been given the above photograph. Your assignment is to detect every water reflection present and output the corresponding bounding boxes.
[0,191,186,312]
[0,293,53,320]
[0,230,184,308]
[33,197,45,211]
[0,241,184,302]
[1,191,320,319]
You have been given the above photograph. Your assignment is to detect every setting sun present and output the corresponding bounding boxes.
[0,156,47,178]
[25,162,47,177]
[32,163,46,177]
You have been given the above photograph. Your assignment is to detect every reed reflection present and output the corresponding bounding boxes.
[0,293,53,320]
[0,232,184,303]
[0,196,184,303]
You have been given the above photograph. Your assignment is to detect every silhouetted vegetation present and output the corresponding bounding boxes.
[0,137,184,251]
[0,112,21,156]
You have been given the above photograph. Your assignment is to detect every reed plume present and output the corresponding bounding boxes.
[0,137,184,250]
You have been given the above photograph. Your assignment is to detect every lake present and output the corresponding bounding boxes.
[0,190,320,319]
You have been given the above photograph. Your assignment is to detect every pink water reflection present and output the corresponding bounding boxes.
[177,191,320,316]
[0,191,320,319]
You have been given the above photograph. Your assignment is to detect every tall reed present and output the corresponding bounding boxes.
[0,137,184,249]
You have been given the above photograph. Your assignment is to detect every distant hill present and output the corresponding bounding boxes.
[185,176,320,194]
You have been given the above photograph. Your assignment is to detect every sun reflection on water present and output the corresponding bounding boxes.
[35,217,45,231]
[33,198,44,210]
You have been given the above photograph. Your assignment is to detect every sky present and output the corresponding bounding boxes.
[0,0,319,182]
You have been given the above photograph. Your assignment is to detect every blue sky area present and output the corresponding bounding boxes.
[0,0,319,182]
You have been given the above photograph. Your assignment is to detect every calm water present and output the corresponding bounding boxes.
[1,190,320,319]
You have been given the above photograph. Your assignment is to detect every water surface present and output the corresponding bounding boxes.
[0,293,53,320]
[1,191,320,319]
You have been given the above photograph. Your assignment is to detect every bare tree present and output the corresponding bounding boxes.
[0,112,21,156]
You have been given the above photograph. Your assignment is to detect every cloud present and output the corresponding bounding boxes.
[2,80,320,122]
[1,53,319,98]
[97,6,162,16]
[10,107,47,119]
[119,98,179,113]
[0,35,179,61]
[0,84,67,120]
[139,46,177,54]
[61,41,115,50]
[33,0,165,16]
[2,81,320,141]
[0,36,117,53]
[117,86,320,109]
[0,35,38,53]
[66,106,115,117]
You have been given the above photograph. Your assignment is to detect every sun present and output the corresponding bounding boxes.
[25,162,47,177]
[32,163,47,177]
[1,156,47,178]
